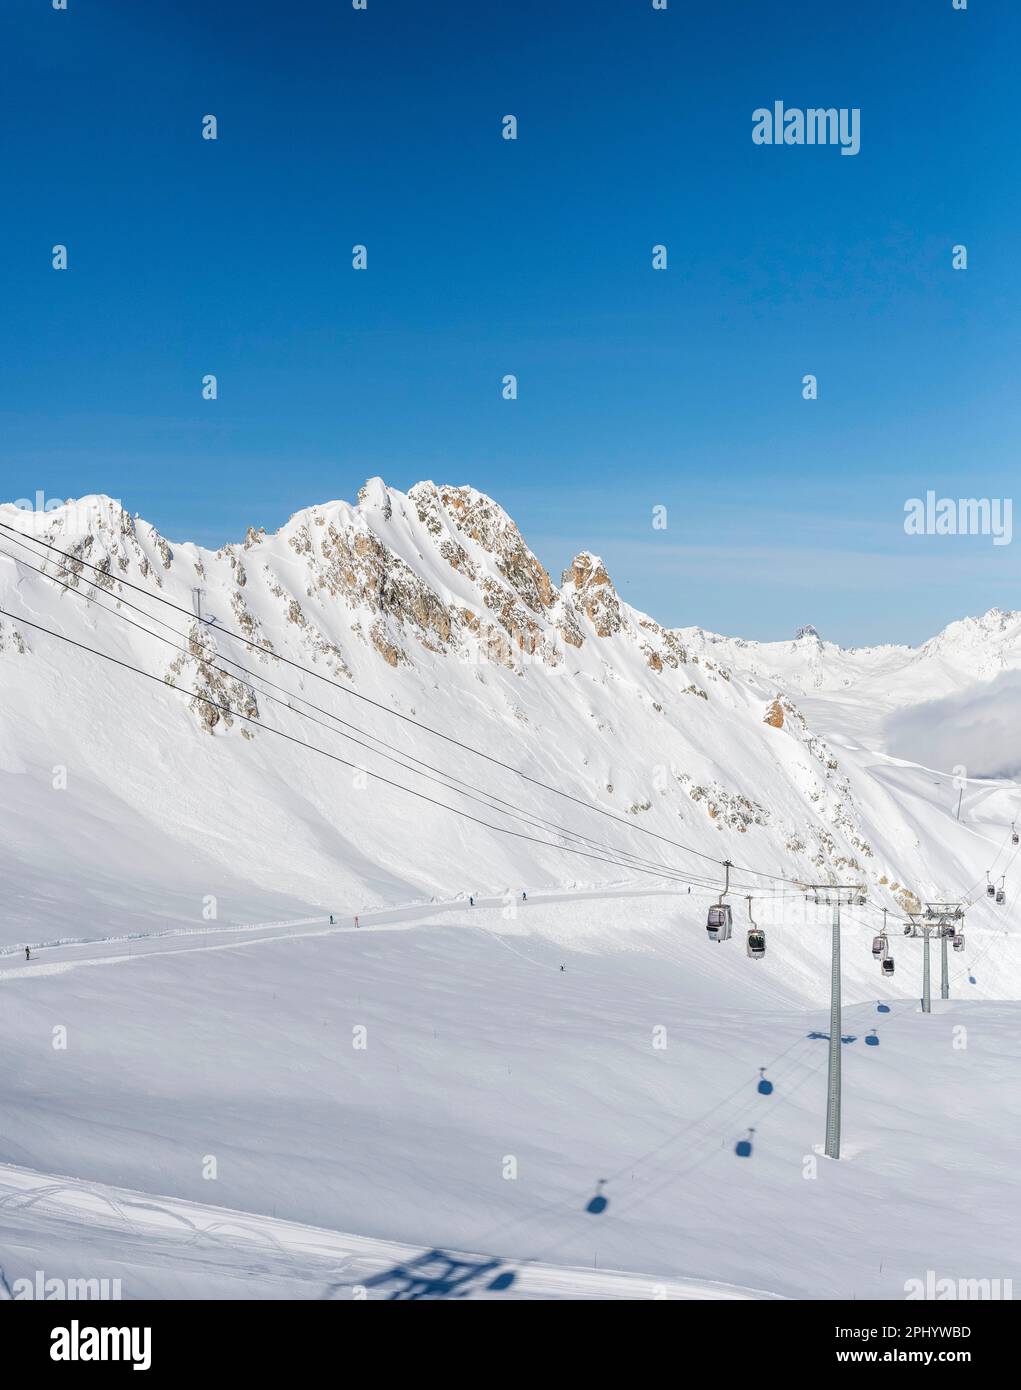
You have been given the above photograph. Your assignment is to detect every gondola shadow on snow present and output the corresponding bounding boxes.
[806,1031,857,1043]
[586,1179,609,1214]
[328,1248,518,1300]
[735,1127,756,1158]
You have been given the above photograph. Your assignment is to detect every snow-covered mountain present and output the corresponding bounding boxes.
[3,480,1021,1302]
[689,607,1021,730]
[0,480,1018,962]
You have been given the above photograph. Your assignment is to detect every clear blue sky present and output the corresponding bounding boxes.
[3,0,1018,645]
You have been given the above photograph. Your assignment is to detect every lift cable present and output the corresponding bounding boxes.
[0,520,805,888]
[0,603,753,889]
[0,543,736,889]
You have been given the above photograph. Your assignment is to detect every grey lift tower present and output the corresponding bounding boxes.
[805,884,866,1160]
[903,903,965,1011]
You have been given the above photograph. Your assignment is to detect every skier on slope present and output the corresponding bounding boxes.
[25,947,30,961]
[469,896,474,907]
[354,915,360,928]
[522,891,527,902]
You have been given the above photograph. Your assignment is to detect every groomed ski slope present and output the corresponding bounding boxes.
[1,890,1018,1300]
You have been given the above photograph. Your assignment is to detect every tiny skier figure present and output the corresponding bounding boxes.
[25,947,31,961]
[354,915,360,928]
[522,891,527,902]
[559,963,565,972]
[469,896,474,907]
[329,914,335,925]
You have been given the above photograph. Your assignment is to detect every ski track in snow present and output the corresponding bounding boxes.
[3,884,1020,1299]
[0,1162,780,1301]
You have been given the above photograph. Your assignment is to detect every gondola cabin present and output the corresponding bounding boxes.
[706,904,732,941]
[881,957,895,976]
[746,929,766,959]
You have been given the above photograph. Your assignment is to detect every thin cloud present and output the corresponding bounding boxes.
[886,672,1021,780]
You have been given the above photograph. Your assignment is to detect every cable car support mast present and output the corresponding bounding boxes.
[805,883,865,1161]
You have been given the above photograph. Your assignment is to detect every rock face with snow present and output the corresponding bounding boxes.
[0,480,1018,940]
[763,698,785,729]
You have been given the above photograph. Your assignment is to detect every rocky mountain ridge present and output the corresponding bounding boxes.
[0,480,1017,936]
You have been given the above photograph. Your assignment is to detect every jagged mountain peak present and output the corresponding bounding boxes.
[560,551,623,639]
[4,489,1020,682]
[356,475,393,517]
[562,551,614,592]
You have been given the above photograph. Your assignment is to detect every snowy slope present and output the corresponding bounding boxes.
[1,481,1019,1300]
[0,481,1018,951]
[0,1161,777,1301]
[1,893,1018,1301]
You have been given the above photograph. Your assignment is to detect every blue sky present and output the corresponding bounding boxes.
[3,0,1018,645]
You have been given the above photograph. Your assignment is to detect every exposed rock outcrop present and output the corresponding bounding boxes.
[764,698,785,728]
[562,552,622,638]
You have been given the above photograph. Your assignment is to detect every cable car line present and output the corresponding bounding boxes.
[19,520,1007,918]
[0,521,806,890]
[5,529,1021,1272]
[0,604,743,889]
[3,524,1014,929]
[0,544,738,891]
